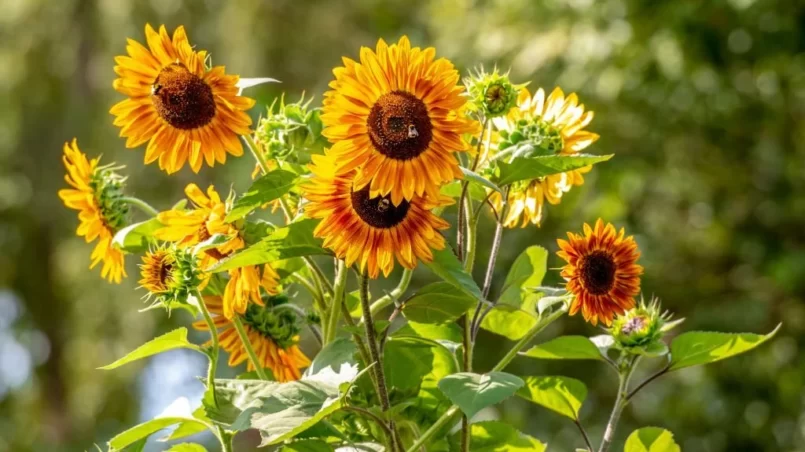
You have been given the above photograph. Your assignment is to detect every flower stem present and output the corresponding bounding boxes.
[325,260,347,344]
[366,268,413,320]
[598,357,640,452]
[456,118,488,262]
[121,196,159,217]
[575,420,594,451]
[232,315,270,380]
[243,133,270,175]
[406,304,568,452]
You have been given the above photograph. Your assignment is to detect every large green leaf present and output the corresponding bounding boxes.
[394,322,463,343]
[448,421,546,452]
[498,246,548,306]
[521,336,604,361]
[108,417,208,451]
[497,154,614,186]
[112,218,163,252]
[480,304,538,340]
[99,328,204,370]
[517,376,587,420]
[402,282,477,324]
[669,324,780,371]
[210,219,327,272]
[166,444,208,452]
[424,247,483,300]
[384,336,456,391]
[460,167,502,193]
[624,427,681,452]
[438,372,524,419]
[226,170,298,221]
[208,378,343,446]
[305,337,357,376]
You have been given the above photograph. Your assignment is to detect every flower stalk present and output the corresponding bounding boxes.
[324,259,347,344]
[232,315,270,380]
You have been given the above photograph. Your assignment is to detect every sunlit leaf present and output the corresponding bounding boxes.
[498,246,548,306]
[480,304,538,340]
[112,218,163,252]
[402,282,477,324]
[304,337,357,377]
[496,154,613,186]
[226,170,298,222]
[424,248,483,300]
[108,417,208,451]
[448,421,546,452]
[166,444,207,452]
[669,324,781,371]
[624,427,681,452]
[99,328,204,370]
[460,167,502,193]
[438,372,524,419]
[517,375,587,420]
[521,336,604,361]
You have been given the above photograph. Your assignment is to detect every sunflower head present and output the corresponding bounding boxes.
[242,294,300,349]
[557,219,643,326]
[255,93,324,164]
[139,246,202,308]
[90,165,129,231]
[610,297,675,348]
[464,66,524,118]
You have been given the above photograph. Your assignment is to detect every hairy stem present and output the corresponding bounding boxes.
[456,118,488,262]
[232,315,269,380]
[366,268,413,320]
[195,290,232,451]
[121,196,159,217]
[599,357,640,452]
[325,260,347,344]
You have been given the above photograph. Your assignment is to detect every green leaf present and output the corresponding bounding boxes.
[112,218,163,252]
[440,179,487,201]
[521,336,604,361]
[624,427,681,452]
[162,416,209,441]
[517,375,587,420]
[480,304,538,340]
[497,154,614,186]
[448,421,546,452]
[166,444,208,452]
[394,322,463,343]
[226,170,298,221]
[99,328,204,370]
[210,219,327,272]
[208,378,343,446]
[281,439,335,451]
[402,282,477,324]
[108,417,208,451]
[305,337,357,377]
[669,324,781,371]
[438,372,524,419]
[460,167,502,193]
[385,336,459,392]
[424,247,483,300]
[498,246,548,306]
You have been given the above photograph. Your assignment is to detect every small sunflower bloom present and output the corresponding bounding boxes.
[556,219,643,326]
[58,139,128,283]
[303,153,451,278]
[321,36,478,206]
[139,246,202,308]
[194,295,310,382]
[111,24,255,174]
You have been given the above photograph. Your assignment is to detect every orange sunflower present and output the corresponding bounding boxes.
[111,24,255,174]
[58,139,127,283]
[303,153,451,278]
[490,87,598,227]
[321,36,478,206]
[194,296,310,382]
[557,219,643,326]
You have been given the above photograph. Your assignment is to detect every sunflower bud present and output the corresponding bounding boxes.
[242,294,301,349]
[610,297,682,354]
[139,246,203,310]
[254,93,323,163]
[91,164,130,231]
[464,67,523,118]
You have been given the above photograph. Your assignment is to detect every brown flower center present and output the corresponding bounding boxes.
[350,185,410,228]
[580,250,616,295]
[157,261,173,290]
[367,90,432,160]
[152,63,216,130]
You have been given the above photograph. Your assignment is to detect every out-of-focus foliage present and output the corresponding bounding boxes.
[0,0,802,451]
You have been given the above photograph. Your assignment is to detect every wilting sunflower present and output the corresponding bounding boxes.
[490,87,598,227]
[58,139,128,283]
[111,24,255,174]
[194,295,310,382]
[556,219,643,326]
[321,36,478,206]
[303,153,451,278]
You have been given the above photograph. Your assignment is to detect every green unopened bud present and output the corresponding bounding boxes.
[91,164,129,230]
[610,297,680,352]
[464,66,525,118]
[254,92,323,162]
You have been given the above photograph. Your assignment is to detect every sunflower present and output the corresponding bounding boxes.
[139,248,175,294]
[58,139,128,283]
[303,153,451,278]
[321,36,478,206]
[111,24,255,174]
[223,265,281,320]
[556,219,643,326]
[489,87,599,227]
[194,296,310,382]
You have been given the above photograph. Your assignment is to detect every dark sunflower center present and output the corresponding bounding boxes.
[350,185,410,228]
[367,90,432,160]
[158,261,174,289]
[580,250,617,295]
[152,63,216,130]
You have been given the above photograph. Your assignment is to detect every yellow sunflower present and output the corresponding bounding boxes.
[194,296,310,382]
[111,24,255,174]
[556,219,643,326]
[139,248,175,295]
[303,153,451,278]
[58,139,127,283]
[490,87,598,227]
[321,36,478,206]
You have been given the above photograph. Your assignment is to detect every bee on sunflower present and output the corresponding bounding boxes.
[193,295,310,382]
[556,219,643,326]
[321,36,478,206]
[489,87,599,227]
[110,24,255,174]
[154,183,279,319]
[58,139,128,283]
[302,153,451,278]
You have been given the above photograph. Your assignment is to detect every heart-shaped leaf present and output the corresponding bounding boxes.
[449,421,546,452]
[438,372,524,419]
[517,375,587,420]
[402,282,477,324]
[624,427,681,452]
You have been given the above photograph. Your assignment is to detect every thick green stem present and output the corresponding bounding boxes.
[232,315,270,380]
[216,426,233,452]
[598,357,640,452]
[407,304,568,452]
[456,118,488,262]
[325,260,347,344]
[366,268,413,320]
[243,133,270,174]
[121,196,159,217]
[195,290,232,451]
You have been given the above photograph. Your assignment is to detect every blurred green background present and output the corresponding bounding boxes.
[1,0,803,450]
